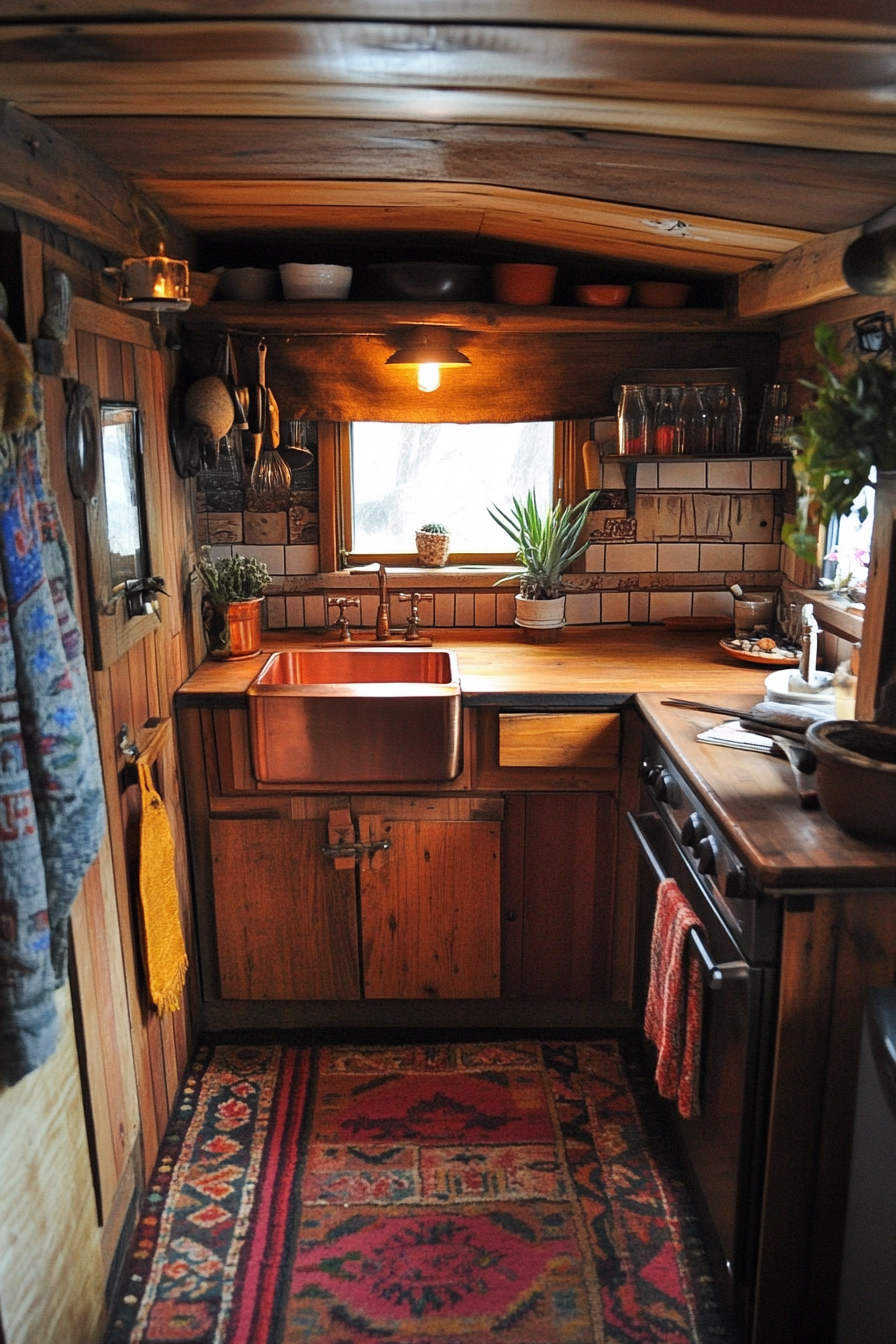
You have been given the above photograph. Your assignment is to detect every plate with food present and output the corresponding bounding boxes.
[719,637,800,666]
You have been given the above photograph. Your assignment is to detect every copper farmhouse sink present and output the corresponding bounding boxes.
[246,648,462,783]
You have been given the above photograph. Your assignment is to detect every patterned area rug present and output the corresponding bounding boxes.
[105,1040,732,1343]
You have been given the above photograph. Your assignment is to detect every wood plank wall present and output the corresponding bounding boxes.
[0,229,202,1343]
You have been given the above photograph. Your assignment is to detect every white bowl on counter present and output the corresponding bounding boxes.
[280,263,353,300]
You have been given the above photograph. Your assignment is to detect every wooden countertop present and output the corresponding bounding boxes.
[175,626,896,885]
[174,625,770,707]
[638,692,896,891]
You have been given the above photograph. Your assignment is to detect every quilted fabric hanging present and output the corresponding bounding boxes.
[0,319,106,1086]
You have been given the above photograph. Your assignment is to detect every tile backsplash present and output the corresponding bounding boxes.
[197,439,787,631]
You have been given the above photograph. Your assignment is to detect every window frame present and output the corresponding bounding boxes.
[324,419,577,569]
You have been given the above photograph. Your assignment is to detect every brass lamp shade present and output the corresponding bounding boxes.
[385,326,471,369]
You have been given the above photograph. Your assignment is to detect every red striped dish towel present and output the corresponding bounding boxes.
[644,878,704,1118]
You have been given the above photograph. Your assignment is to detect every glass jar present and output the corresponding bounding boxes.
[676,384,708,455]
[654,385,682,455]
[617,384,649,455]
[755,383,790,454]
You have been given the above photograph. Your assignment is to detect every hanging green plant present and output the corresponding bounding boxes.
[783,322,896,563]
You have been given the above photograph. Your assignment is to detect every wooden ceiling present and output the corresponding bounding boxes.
[1,2,894,307]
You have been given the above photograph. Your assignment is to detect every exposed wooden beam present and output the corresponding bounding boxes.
[0,100,193,260]
[136,178,816,273]
[2,21,896,154]
[1,2,894,40]
[51,117,896,235]
[738,225,861,317]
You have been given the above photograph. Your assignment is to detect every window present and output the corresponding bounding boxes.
[823,474,875,594]
[339,420,559,563]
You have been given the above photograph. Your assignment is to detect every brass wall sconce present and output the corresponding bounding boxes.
[385,325,471,393]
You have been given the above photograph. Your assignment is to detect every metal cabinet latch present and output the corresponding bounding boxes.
[321,839,391,861]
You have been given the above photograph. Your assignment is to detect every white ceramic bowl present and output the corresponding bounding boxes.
[280,263,352,301]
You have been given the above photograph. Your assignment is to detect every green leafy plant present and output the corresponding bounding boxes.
[196,546,271,603]
[783,322,896,563]
[488,490,599,599]
[417,522,448,534]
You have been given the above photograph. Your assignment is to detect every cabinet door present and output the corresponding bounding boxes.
[501,792,617,1000]
[210,818,360,999]
[359,798,501,999]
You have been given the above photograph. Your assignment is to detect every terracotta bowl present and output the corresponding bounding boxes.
[575,284,631,307]
[491,263,558,305]
[806,720,896,842]
[634,280,691,308]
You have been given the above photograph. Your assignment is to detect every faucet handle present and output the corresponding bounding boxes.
[327,596,360,642]
[397,591,433,642]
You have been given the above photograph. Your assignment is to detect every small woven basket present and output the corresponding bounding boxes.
[415,530,451,567]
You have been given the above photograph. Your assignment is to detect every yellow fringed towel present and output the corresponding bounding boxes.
[138,761,188,1014]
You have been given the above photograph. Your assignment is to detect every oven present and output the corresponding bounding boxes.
[629,725,782,1337]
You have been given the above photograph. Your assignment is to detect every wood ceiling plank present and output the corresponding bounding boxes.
[9,77,896,155]
[0,100,193,260]
[134,178,815,272]
[738,225,861,316]
[51,116,896,235]
[2,22,895,93]
[1,3,894,40]
[3,21,896,152]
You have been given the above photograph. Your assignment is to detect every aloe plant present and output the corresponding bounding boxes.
[488,490,599,599]
[784,323,896,563]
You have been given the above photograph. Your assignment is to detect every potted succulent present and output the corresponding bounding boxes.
[489,489,598,641]
[415,521,451,567]
[783,322,896,564]
[196,546,271,659]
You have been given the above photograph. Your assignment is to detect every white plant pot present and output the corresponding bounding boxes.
[514,594,566,628]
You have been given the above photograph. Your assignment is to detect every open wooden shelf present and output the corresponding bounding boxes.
[184,300,771,336]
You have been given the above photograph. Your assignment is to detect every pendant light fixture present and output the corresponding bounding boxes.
[385,326,471,392]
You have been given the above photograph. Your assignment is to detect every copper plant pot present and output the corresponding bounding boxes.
[203,597,264,660]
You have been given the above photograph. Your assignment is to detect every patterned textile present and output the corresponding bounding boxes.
[644,879,704,1119]
[106,1040,733,1343]
[0,416,105,1085]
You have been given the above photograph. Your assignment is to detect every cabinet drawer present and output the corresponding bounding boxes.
[498,713,620,769]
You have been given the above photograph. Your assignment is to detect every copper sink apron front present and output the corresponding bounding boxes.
[246,647,463,783]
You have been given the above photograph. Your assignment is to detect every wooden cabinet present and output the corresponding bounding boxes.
[208,795,502,1002]
[210,814,360,1000]
[501,792,618,1000]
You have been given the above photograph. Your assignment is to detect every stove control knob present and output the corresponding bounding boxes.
[640,760,661,784]
[655,771,681,807]
[681,812,708,850]
[696,835,719,876]
[724,863,746,902]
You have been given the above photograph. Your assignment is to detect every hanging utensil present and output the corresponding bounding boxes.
[214,333,248,430]
[246,338,268,463]
[250,383,291,499]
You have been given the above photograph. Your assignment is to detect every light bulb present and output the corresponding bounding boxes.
[417,363,441,393]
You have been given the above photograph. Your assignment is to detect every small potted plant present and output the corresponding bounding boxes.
[489,489,598,641]
[415,521,451,567]
[196,546,271,659]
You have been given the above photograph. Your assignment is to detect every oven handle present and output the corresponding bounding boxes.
[627,810,750,989]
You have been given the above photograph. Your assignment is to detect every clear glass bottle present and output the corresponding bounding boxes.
[755,383,789,454]
[617,384,649,456]
[654,385,682,455]
[676,383,708,455]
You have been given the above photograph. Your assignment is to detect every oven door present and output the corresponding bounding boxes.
[628,809,777,1329]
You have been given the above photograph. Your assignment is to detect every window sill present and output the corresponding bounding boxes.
[797,589,864,642]
[323,566,520,590]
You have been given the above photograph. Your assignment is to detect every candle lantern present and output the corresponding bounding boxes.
[106,244,191,312]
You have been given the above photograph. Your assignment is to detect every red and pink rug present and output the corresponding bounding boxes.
[105,1040,731,1343]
